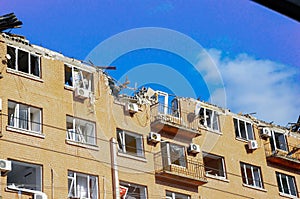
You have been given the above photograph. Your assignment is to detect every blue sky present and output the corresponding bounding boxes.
[1,0,299,126]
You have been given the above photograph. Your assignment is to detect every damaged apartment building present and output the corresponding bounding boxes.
[0,32,300,199]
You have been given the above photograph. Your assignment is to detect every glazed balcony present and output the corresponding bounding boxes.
[150,103,201,139]
[265,143,300,169]
[154,152,207,186]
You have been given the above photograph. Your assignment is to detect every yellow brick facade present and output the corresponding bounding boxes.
[0,33,299,199]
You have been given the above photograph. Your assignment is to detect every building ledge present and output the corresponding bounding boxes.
[242,183,267,192]
[6,68,43,82]
[279,192,299,199]
[117,152,147,163]
[206,174,229,183]
[6,126,45,139]
[66,139,99,151]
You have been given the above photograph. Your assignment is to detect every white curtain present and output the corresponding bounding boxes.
[19,105,28,130]
[76,175,88,198]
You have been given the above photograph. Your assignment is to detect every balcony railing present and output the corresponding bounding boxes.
[154,152,207,185]
[150,103,201,137]
[264,143,300,169]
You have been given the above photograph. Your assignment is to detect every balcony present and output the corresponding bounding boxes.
[154,152,207,186]
[265,143,300,169]
[150,103,201,139]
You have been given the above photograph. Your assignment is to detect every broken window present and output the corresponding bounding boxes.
[270,131,288,152]
[7,160,42,191]
[7,45,41,77]
[161,142,186,168]
[233,118,254,140]
[166,191,190,199]
[64,64,93,92]
[66,116,96,145]
[117,129,144,157]
[171,98,179,117]
[68,171,98,199]
[157,91,169,115]
[119,181,147,199]
[276,172,297,197]
[203,152,226,178]
[240,162,263,189]
[8,101,42,133]
[199,107,220,132]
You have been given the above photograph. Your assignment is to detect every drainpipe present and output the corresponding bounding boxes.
[110,138,120,199]
[51,168,54,199]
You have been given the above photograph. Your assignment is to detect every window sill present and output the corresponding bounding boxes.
[242,184,267,192]
[279,192,298,199]
[64,85,74,91]
[206,174,229,183]
[235,137,250,143]
[66,139,99,151]
[199,125,222,135]
[117,152,147,162]
[6,68,43,82]
[6,126,45,138]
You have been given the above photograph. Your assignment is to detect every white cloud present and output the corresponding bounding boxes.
[203,49,300,126]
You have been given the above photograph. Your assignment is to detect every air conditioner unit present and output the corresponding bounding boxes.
[261,127,271,138]
[125,102,138,113]
[148,132,161,143]
[188,143,201,154]
[248,140,258,150]
[34,192,47,199]
[0,159,11,172]
[74,87,90,99]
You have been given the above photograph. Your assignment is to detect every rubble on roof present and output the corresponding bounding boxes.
[0,13,22,32]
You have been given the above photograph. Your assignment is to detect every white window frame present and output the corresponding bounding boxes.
[161,142,187,168]
[276,172,298,197]
[157,91,169,115]
[66,116,96,145]
[240,162,263,189]
[8,101,42,133]
[117,129,144,157]
[68,171,98,199]
[270,130,288,152]
[7,45,41,77]
[166,191,190,199]
[233,118,254,140]
[64,64,93,92]
[119,181,147,199]
[200,107,220,132]
[203,152,226,178]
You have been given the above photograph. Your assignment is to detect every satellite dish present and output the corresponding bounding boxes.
[194,102,201,115]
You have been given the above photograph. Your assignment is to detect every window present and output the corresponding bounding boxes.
[7,160,42,191]
[161,142,186,167]
[66,116,96,145]
[120,181,147,199]
[117,129,144,157]
[7,45,41,77]
[156,91,179,117]
[276,172,298,197]
[233,118,254,140]
[203,152,226,178]
[68,171,98,199]
[8,101,42,133]
[64,64,93,92]
[166,191,190,199]
[199,107,220,131]
[270,130,288,152]
[240,162,263,189]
